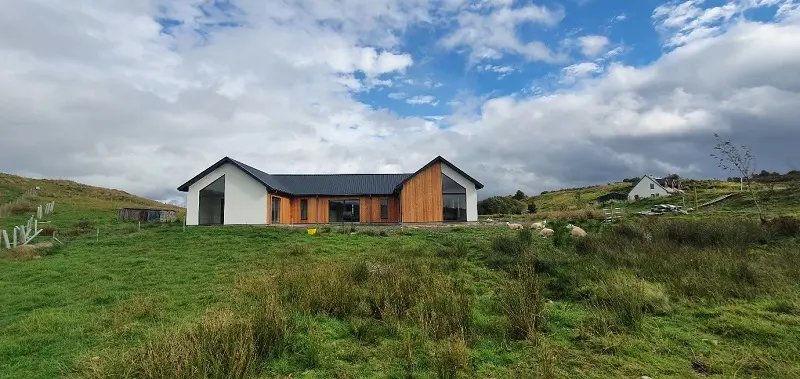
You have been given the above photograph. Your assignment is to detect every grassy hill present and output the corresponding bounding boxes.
[0,172,183,233]
[522,174,800,218]
[1,174,799,378]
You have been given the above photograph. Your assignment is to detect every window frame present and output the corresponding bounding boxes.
[300,199,308,221]
[380,198,389,219]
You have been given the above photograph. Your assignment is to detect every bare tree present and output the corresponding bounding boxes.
[710,133,765,222]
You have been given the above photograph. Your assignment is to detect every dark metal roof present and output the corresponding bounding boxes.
[271,174,411,196]
[177,155,483,195]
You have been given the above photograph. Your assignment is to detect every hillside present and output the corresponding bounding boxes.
[0,174,799,378]
[524,174,800,218]
[0,172,183,232]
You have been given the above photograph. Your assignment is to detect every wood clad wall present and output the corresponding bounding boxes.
[283,196,400,224]
[266,194,291,224]
[359,196,400,223]
[400,162,443,223]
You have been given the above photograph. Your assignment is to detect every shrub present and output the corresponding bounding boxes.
[8,203,37,216]
[488,230,533,269]
[765,216,800,238]
[437,237,470,259]
[278,264,359,318]
[290,322,323,369]
[104,310,260,379]
[288,244,310,256]
[251,295,289,360]
[587,271,669,331]
[112,296,158,327]
[433,337,470,379]
[348,317,395,345]
[499,264,546,341]
[414,278,472,340]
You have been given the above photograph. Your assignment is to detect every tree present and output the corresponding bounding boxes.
[512,190,526,201]
[710,134,765,222]
[527,202,537,214]
[477,196,527,215]
[666,173,680,180]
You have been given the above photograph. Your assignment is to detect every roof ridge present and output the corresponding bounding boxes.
[272,173,413,176]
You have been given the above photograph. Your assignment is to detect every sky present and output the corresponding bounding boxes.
[1,0,799,204]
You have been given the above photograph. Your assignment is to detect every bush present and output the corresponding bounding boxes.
[433,337,470,379]
[93,310,261,379]
[765,216,800,238]
[414,278,472,340]
[478,196,526,215]
[348,317,395,345]
[488,231,533,270]
[437,237,470,259]
[587,271,670,331]
[8,203,36,216]
[500,264,547,341]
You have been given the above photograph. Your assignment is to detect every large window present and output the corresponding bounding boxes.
[300,199,308,221]
[329,199,360,223]
[442,174,467,222]
[198,176,225,225]
[271,197,281,224]
[380,198,389,219]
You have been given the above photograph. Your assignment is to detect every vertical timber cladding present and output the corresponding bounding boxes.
[400,162,443,222]
[288,196,401,223]
[266,193,292,224]
[290,197,328,224]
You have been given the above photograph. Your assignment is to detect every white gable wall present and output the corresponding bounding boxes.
[186,163,268,225]
[628,176,669,201]
[441,164,479,222]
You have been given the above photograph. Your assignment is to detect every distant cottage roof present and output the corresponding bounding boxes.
[177,156,483,195]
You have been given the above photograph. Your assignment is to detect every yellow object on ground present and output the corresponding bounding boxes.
[307,228,317,235]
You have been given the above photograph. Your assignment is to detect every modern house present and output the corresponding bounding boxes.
[628,175,682,201]
[177,156,483,225]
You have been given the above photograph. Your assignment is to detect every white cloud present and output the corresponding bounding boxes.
[440,1,566,63]
[577,35,610,57]
[388,92,407,99]
[560,62,602,83]
[652,0,792,47]
[615,13,628,21]
[407,95,439,105]
[478,64,517,79]
[0,0,799,202]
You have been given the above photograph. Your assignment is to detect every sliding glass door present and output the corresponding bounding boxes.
[329,199,360,223]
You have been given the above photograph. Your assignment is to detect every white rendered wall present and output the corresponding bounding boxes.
[441,164,479,222]
[186,163,268,225]
[628,176,669,201]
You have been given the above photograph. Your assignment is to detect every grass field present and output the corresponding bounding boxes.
[2,174,800,378]
[508,175,800,221]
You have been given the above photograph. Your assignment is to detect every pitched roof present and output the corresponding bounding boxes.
[271,174,411,196]
[177,155,483,195]
[395,156,485,190]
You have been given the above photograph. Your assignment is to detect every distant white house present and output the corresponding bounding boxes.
[628,175,681,201]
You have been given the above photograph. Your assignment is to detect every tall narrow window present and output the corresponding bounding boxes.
[650,183,655,189]
[442,174,467,222]
[380,198,389,219]
[271,197,281,224]
[300,199,308,221]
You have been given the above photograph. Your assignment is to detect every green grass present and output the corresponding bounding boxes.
[518,175,800,219]
[2,174,800,378]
